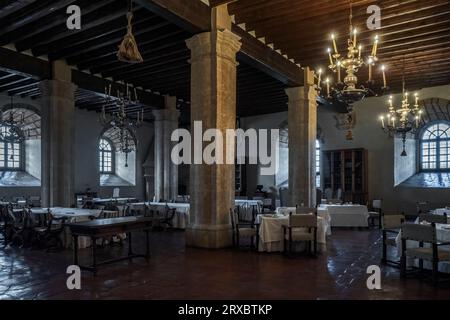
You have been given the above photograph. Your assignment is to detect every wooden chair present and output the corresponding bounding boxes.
[7,208,33,248]
[381,214,405,266]
[283,213,318,257]
[33,210,67,251]
[296,205,317,215]
[419,213,448,224]
[401,222,450,285]
[229,208,259,250]
[368,199,382,229]
[160,206,177,229]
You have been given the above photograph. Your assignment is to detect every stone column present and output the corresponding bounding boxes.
[185,29,242,248]
[142,159,154,201]
[39,61,77,207]
[286,67,318,207]
[153,95,179,202]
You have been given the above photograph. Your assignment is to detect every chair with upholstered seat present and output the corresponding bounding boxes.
[368,199,382,229]
[229,208,259,250]
[381,214,405,266]
[419,213,448,224]
[283,213,317,257]
[401,222,450,285]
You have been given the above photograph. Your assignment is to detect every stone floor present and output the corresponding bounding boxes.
[0,229,449,300]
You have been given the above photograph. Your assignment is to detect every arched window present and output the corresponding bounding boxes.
[316,139,321,187]
[99,138,114,173]
[420,122,450,171]
[0,126,22,170]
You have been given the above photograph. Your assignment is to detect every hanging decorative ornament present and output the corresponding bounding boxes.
[117,0,143,64]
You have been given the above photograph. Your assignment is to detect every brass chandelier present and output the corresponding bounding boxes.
[379,75,423,157]
[317,0,388,110]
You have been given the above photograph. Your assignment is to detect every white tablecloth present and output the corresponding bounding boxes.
[255,213,328,253]
[31,207,103,249]
[396,221,450,273]
[276,207,331,236]
[319,204,369,227]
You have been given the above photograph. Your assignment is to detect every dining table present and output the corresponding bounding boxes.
[30,207,103,249]
[318,204,369,227]
[256,212,329,253]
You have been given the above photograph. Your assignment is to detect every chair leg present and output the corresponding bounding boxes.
[382,232,387,264]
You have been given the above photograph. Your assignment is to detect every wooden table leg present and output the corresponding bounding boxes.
[73,235,79,265]
[92,237,97,276]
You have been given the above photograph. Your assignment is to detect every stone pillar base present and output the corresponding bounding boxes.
[186,224,232,249]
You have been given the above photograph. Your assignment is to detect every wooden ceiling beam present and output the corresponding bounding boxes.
[136,0,304,86]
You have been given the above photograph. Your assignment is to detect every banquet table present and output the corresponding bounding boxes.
[256,213,328,253]
[30,207,103,249]
[276,207,332,236]
[395,220,450,273]
[129,200,264,229]
[318,204,369,227]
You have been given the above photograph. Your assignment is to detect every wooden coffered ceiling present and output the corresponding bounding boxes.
[229,0,450,93]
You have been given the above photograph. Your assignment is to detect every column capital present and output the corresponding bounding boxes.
[285,85,317,103]
[186,29,242,65]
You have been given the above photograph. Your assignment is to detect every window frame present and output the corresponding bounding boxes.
[99,137,115,174]
[419,122,450,172]
[0,127,25,171]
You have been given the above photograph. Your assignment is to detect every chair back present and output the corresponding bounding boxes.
[164,205,176,221]
[419,213,447,224]
[372,199,382,210]
[229,208,239,230]
[382,214,404,229]
[296,206,317,215]
[289,213,317,228]
[402,223,436,243]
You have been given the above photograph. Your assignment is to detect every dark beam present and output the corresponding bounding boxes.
[0,47,50,79]
[210,0,239,7]
[135,0,210,33]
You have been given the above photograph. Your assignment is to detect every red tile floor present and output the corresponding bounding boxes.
[0,229,449,300]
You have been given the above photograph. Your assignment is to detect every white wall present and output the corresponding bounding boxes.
[25,139,41,180]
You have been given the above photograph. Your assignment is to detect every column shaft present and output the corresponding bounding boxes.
[40,79,76,207]
[286,68,318,207]
[185,29,241,248]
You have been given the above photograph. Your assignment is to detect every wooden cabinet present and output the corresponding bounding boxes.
[322,148,368,204]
